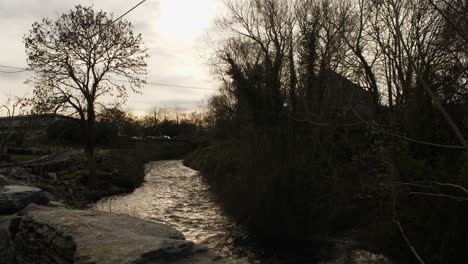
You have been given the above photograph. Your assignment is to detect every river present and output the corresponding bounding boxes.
[94,160,392,264]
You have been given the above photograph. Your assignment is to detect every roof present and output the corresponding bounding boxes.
[0,114,76,129]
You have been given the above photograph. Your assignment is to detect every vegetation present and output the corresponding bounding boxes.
[24,5,148,186]
[10,154,42,162]
[0,97,29,158]
[185,0,468,263]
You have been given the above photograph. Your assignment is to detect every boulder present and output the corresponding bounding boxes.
[46,172,58,181]
[0,186,54,214]
[0,215,16,263]
[2,204,244,264]
[319,241,393,264]
[0,167,37,181]
[0,175,7,186]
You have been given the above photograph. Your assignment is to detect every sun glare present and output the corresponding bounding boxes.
[157,0,216,44]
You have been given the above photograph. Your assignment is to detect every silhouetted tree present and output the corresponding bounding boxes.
[25,5,148,186]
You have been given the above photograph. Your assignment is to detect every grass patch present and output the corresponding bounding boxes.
[11,154,43,162]
[62,169,109,179]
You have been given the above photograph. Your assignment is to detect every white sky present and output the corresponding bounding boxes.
[0,0,224,115]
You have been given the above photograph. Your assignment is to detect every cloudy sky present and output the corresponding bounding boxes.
[0,0,224,115]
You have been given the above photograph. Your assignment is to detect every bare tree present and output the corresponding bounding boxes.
[0,97,28,158]
[217,0,295,117]
[25,5,148,186]
[335,0,381,112]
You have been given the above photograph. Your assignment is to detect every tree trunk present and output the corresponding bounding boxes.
[85,105,97,187]
[289,36,298,114]
[0,136,9,161]
[0,138,8,155]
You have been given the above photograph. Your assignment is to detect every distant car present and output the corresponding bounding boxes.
[130,136,144,142]
[155,135,171,140]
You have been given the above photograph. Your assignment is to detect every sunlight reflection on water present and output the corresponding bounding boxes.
[94,160,252,260]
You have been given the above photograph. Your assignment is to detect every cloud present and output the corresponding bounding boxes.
[0,0,222,115]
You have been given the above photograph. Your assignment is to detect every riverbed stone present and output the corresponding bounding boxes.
[0,214,15,263]
[46,172,58,181]
[1,204,240,264]
[0,167,37,181]
[319,241,393,264]
[0,174,6,185]
[0,185,54,214]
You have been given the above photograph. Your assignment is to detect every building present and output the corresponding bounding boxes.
[322,69,375,118]
[0,114,74,136]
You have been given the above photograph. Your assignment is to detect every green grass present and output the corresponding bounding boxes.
[62,169,109,179]
[11,154,43,162]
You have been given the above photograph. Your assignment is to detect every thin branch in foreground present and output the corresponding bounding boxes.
[393,209,426,264]
[409,192,468,202]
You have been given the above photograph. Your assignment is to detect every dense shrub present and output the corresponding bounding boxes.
[46,119,82,144]
[186,113,468,262]
[134,141,195,162]
[105,141,194,189]
[107,148,145,189]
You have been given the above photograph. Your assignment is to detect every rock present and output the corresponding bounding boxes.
[0,175,7,186]
[47,201,66,207]
[0,215,16,263]
[46,172,58,181]
[0,186,54,214]
[0,167,37,181]
[2,204,240,264]
[319,241,393,264]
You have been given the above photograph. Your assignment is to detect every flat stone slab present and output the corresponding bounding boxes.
[0,186,53,214]
[2,204,243,264]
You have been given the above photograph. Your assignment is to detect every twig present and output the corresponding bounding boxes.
[433,182,468,194]
[409,192,468,202]
[350,107,465,149]
[393,209,426,264]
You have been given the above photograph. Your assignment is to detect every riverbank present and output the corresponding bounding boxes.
[0,142,243,263]
[183,141,400,263]
[95,160,393,264]
[1,141,195,208]
[0,186,244,263]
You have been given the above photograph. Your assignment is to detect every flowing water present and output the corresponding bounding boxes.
[94,160,392,264]
[94,160,257,261]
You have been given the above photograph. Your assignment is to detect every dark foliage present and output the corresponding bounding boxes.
[186,0,468,262]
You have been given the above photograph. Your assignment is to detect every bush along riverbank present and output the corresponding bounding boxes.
[183,128,389,243]
[184,123,468,263]
[193,0,468,262]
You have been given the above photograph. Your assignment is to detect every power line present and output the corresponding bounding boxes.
[0,1,217,91]
[0,68,29,73]
[0,64,28,70]
[350,107,465,150]
[0,69,29,74]
[0,0,148,72]
[112,78,217,90]
[91,0,147,38]
[145,82,218,91]
[0,66,217,90]
[113,79,217,91]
